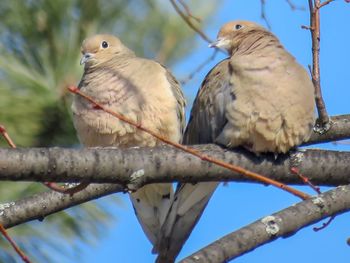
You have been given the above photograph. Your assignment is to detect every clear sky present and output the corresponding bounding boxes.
[77,1,350,262]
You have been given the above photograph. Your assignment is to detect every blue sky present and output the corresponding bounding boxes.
[77,1,350,262]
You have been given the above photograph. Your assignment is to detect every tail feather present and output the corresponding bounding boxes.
[130,183,174,245]
[154,182,219,262]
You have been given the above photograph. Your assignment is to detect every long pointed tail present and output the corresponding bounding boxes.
[130,183,174,246]
[154,182,219,263]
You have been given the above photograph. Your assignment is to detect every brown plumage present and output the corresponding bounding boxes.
[203,21,315,152]
[157,20,315,263]
[72,34,186,247]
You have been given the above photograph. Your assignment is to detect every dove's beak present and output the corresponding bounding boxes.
[80,53,94,65]
[208,37,229,49]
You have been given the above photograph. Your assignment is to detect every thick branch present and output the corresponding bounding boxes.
[306,114,350,145]
[1,114,350,230]
[180,184,350,263]
[0,146,350,186]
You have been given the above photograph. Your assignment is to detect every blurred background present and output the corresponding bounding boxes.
[0,0,349,262]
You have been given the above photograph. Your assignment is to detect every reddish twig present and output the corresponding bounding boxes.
[68,86,310,200]
[290,167,321,194]
[0,125,32,262]
[0,221,31,262]
[306,0,331,131]
[180,50,218,85]
[0,125,16,148]
[0,124,87,196]
[43,182,90,196]
[169,0,212,43]
[291,166,336,231]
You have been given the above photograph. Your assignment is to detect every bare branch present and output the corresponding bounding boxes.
[306,114,350,145]
[317,0,335,9]
[0,124,32,262]
[69,86,309,200]
[0,184,122,228]
[285,0,305,10]
[0,224,31,262]
[0,147,350,186]
[180,185,350,263]
[178,0,201,22]
[1,113,350,230]
[260,0,272,29]
[307,0,331,131]
[169,0,213,43]
[180,50,218,85]
[0,125,16,148]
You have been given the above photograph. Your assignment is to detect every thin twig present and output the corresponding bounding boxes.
[291,166,337,231]
[317,0,335,9]
[285,0,305,10]
[68,86,310,200]
[178,0,201,22]
[260,0,272,29]
[0,125,32,262]
[180,50,218,85]
[0,124,88,195]
[290,167,321,194]
[43,182,90,195]
[0,225,31,263]
[307,0,331,131]
[313,215,336,231]
[0,125,16,148]
[169,0,212,43]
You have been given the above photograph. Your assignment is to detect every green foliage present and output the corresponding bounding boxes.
[0,0,217,262]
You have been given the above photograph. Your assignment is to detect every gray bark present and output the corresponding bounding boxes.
[180,185,350,263]
[0,147,350,186]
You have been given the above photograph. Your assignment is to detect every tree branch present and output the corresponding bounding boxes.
[0,184,122,228]
[1,113,350,245]
[169,0,213,43]
[306,114,350,145]
[306,0,331,131]
[180,184,350,263]
[0,146,350,186]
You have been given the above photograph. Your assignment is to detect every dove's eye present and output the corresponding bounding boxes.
[101,41,109,49]
[234,24,243,30]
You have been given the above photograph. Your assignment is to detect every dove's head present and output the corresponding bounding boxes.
[80,34,134,67]
[209,21,274,54]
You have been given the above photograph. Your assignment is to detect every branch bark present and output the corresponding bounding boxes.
[1,114,350,259]
[307,0,331,130]
[180,184,350,263]
[306,114,350,145]
[0,184,122,228]
[0,146,350,186]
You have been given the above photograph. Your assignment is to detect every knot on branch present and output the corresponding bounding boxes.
[127,169,146,192]
[314,118,332,134]
[261,215,281,236]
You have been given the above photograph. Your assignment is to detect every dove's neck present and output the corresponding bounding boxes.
[84,51,136,73]
[231,31,283,57]
[230,31,293,70]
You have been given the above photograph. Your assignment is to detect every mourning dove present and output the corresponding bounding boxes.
[156,20,315,262]
[71,34,186,247]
